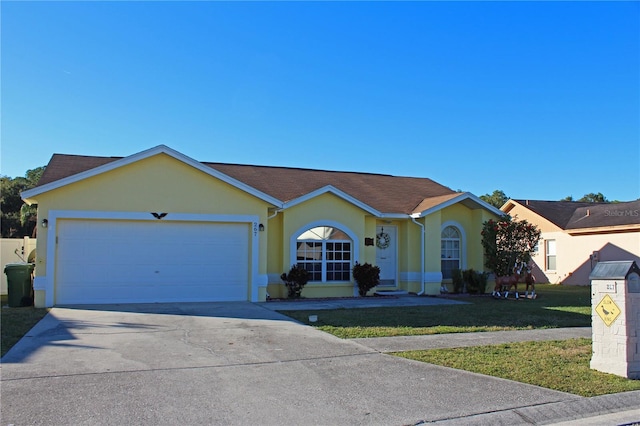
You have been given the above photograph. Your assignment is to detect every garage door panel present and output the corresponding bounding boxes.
[55,220,250,304]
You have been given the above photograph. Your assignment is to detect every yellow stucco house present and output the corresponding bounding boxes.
[22,145,502,307]
[501,199,640,285]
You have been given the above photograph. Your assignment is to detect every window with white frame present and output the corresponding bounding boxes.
[296,226,352,282]
[545,240,556,271]
[441,226,461,279]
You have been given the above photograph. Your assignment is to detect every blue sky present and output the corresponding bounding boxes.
[2,1,638,202]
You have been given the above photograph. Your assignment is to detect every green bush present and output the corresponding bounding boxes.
[476,271,489,294]
[462,269,474,293]
[352,262,380,297]
[280,265,309,299]
[463,269,489,294]
[451,269,463,293]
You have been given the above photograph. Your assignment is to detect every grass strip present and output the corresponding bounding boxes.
[394,338,640,397]
[1,302,50,357]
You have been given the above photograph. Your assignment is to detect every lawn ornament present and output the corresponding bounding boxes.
[492,262,523,299]
[524,264,536,299]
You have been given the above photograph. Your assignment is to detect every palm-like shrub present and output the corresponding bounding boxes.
[280,265,309,299]
[352,262,380,297]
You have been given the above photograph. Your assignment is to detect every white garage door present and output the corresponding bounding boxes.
[55,219,250,304]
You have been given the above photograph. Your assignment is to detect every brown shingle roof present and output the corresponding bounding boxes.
[512,199,640,230]
[412,193,463,214]
[38,154,120,186]
[37,153,457,215]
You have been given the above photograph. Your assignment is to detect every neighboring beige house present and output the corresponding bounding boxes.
[22,145,502,307]
[501,199,640,285]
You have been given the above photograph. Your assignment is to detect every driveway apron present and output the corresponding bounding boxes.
[1,302,580,426]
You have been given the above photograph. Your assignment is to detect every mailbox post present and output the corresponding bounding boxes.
[589,260,640,379]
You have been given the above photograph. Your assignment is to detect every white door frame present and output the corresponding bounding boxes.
[42,210,261,307]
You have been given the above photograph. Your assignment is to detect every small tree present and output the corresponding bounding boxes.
[280,265,309,299]
[352,262,380,297]
[481,215,541,277]
[578,192,608,203]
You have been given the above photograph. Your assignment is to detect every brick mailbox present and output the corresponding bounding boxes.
[589,260,640,379]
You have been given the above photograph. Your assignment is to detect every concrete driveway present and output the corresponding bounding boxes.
[1,302,580,425]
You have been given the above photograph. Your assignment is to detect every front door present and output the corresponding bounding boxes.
[375,225,397,287]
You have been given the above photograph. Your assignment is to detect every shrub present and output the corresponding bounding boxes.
[476,271,489,294]
[462,269,475,293]
[451,268,464,293]
[280,265,309,299]
[352,262,380,297]
[463,269,489,294]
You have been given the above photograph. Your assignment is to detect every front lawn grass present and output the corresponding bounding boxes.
[395,338,640,397]
[1,295,50,357]
[279,284,591,338]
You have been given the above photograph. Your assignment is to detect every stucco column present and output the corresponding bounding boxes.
[423,211,443,295]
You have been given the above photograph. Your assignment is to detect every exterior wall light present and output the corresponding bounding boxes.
[42,219,48,228]
[258,224,265,232]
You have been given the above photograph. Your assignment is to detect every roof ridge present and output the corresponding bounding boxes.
[202,161,432,179]
[49,153,442,180]
[515,199,597,205]
[51,153,124,160]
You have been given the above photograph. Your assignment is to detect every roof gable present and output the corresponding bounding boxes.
[22,145,281,206]
[283,185,381,216]
[412,192,503,217]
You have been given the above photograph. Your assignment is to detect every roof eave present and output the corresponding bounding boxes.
[567,224,640,235]
[412,192,504,218]
[381,213,413,219]
[500,199,519,213]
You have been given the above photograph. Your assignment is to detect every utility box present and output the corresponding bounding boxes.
[589,260,640,379]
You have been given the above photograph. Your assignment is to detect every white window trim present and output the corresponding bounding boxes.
[297,240,351,282]
[440,221,466,271]
[545,239,557,271]
[290,220,359,283]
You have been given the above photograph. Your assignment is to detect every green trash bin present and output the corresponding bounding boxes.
[4,263,35,307]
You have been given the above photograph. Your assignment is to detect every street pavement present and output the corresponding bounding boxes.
[1,297,638,425]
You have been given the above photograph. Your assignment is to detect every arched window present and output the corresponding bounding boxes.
[441,226,461,279]
[296,226,352,282]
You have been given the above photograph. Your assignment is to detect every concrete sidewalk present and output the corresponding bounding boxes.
[426,392,640,425]
[350,327,593,352]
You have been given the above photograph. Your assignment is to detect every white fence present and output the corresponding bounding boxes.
[1,237,37,295]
